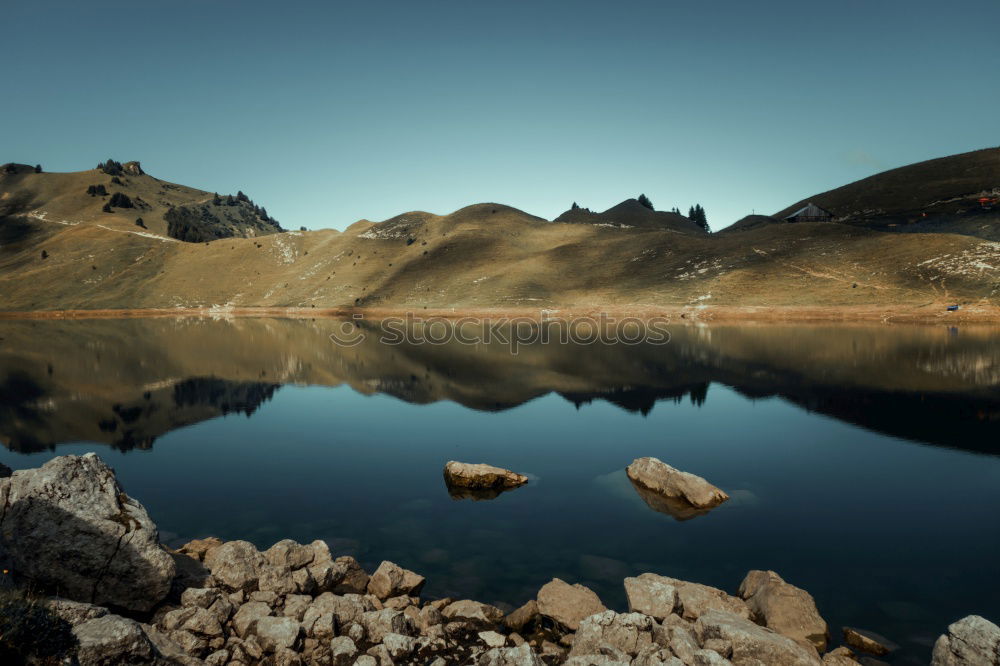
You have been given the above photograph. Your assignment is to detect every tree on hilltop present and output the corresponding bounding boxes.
[637,194,654,210]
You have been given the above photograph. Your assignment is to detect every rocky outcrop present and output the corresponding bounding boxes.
[537,578,608,631]
[626,457,729,521]
[695,609,821,665]
[0,453,174,611]
[738,570,828,652]
[443,461,528,500]
[931,615,1000,665]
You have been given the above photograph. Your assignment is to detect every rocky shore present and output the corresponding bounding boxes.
[1,454,997,665]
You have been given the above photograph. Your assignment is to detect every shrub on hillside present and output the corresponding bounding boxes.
[108,192,134,208]
[102,202,113,213]
[34,164,42,173]
[97,159,123,176]
[86,184,108,197]
[135,217,146,229]
[0,588,77,663]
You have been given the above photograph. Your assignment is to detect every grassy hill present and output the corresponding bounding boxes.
[2,152,1000,315]
[553,198,706,233]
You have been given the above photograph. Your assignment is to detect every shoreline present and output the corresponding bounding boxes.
[2,303,1000,324]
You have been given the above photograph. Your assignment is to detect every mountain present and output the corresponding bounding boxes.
[1,151,999,315]
[769,146,1000,239]
[0,160,282,243]
[553,198,705,233]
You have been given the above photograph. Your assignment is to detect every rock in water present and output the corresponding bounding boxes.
[738,569,829,653]
[842,626,897,656]
[443,461,528,500]
[931,615,1000,665]
[0,453,175,612]
[626,457,728,519]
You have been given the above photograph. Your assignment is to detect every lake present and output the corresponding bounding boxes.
[1,316,998,664]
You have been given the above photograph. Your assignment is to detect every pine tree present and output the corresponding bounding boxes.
[34,164,42,173]
[690,204,710,232]
[637,194,654,210]
[571,202,580,210]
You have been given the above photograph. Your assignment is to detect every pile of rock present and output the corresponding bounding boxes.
[2,454,998,666]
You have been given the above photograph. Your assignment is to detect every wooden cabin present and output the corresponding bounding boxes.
[784,203,834,222]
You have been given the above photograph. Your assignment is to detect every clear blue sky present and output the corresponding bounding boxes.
[5,1,999,230]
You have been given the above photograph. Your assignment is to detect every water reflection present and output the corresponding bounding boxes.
[1,317,998,455]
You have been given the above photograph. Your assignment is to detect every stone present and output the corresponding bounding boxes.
[73,614,156,665]
[663,618,700,663]
[333,555,370,594]
[273,647,303,666]
[478,643,546,665]
[354,656,378,666]
[822,646,860,664]
[626,457,729,518]
[569,610,655,658]
[0,454,175,612]
[443,599,505,627]
[45,597,109,626]
[179,606,224,637]
[205,649,229,666]
[625,574,679,620]
[255,615,303,653]
[266,539,315,570]
[179,537,223,562]
[738,570,829,652]
[443,461,528,491]
[258,564,298,595]
[251,590,279,605]
[181,587,223,609]
[633,645,686,666]
[536,578,608,631]
[203,540,265,592]
[311,591,373,626]
[652,576,750,621]
[842,627,897,656]
[292,566,315,594]
[693,649,735,665]
[161,607,198,631]
[480,630,508,647]
[505,599,539,632]
[329,635,358,666]
[384,632,418,658]
[367,560,427,599]
[282,593,313,621]
[361,608,416,643]
[931,615,1000,665]
[233,601,272,638]
[696,609,821,665]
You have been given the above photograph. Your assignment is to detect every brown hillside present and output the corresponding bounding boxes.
[554,199,705,233]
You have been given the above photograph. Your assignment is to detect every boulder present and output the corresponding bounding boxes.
[645,576,750,621]
[537,578,607,631]
[626,457,728,519]
[46,597,110,626]
[203,541,265,592]
[0,454,175,612]
[265,539,315,570]
[479,643,545,665]
[842,627,897,656]
[505,599,540,632]
[329,635,358,666]
[569,610,655,658]
[178,537,223,562]
[821,646,860,664]
[931,615,1000,665]
[367,560,426,599]
[625,574,679,620]
[73,614,157,665]
[695,609,821,665]
[443,599,505,628]
[443,461,528,499]
[738,570,829,652]
[255,615,302,653]
[332,555,370,594]
[361,608,416,643]
[232,601,272,638]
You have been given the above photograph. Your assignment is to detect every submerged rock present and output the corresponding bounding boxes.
[931,615,1000,665]
[443,461,528,500]
[738,569,829,653]
[0,453,175,612]
[842,626,897,656]
[626,457,729,520]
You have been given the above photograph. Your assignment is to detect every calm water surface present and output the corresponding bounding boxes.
[1,318,998,664]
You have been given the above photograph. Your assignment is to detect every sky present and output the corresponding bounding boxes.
[4,0,999,230]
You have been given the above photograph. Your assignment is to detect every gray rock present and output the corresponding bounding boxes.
[478,643,545,665]
[354,656,378,666]
[693,649,735,665]
[332,555,370,594]
[232,601,272,638]
[45,597,110,626]
[695,609,821,665]
[654,576,750,621]
[361,608,416,643]
[626,457,729,520]
[505,599,539,632]
[181,587,223,609]
[479,630,508,647]
[265,539,315,569]
[329,635,358,666]
[203,540,265,592]
[73,614,157,665]
[931,615,1000,665]
[367,560,426,600]
[255,615,303,653]
[442,599,505,628]
[738,570,829,652]
[443,461,528,490]
[536,578,608,631]
[625,574,678,620]
[282,593,313,621]
[383,632,417,659]
[568,610,654,658]
[0,454,175,611]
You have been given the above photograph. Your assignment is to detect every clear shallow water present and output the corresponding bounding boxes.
[1,318,999,663]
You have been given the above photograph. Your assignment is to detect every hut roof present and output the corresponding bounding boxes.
[785,203,833,220]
